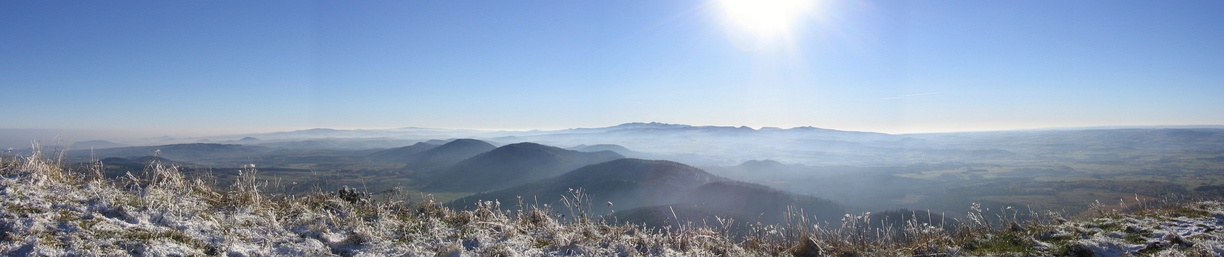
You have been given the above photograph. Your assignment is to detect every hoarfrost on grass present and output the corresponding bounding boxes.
[4,151,1224,256]
[0,153,759,256]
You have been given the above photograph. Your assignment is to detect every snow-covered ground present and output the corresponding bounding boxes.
[0,156,752,256]
[1031,201,1224,256]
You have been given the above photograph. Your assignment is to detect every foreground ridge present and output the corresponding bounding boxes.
[1,151,1223,256]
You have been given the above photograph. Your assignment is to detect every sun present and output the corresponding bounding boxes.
[717,0,816,41]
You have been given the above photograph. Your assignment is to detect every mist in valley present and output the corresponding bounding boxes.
[4,122,1217,231]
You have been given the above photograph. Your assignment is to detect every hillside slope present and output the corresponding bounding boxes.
[449,158,722,212]
[618,181,848,229]
[400,139,496,174]
[425,142,623,192]
[366,142,437,162]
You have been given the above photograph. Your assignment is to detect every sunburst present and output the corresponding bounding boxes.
[717,0,817,41]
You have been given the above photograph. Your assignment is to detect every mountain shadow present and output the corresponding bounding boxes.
[448,158,723,212]
[425,142,623,192]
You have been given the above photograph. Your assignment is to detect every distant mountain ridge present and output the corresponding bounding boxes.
[175,122,908,166]
[67,143,271,165]
[219,122,889,140]
[69,140,125,150]
[32,123,1224,169]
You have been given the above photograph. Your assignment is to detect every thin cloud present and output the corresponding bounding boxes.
[880,92,938,100]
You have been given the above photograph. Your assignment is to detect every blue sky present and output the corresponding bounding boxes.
[2,0,1222,135]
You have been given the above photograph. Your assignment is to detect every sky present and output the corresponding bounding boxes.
[2,0,1223,136]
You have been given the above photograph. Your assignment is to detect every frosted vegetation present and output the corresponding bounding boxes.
[3,149,1223,256]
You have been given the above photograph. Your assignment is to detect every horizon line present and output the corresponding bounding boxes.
[6,122,1224,140]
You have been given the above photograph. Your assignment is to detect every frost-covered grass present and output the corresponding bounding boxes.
[0,150,753,256]
[2,149,1223,256]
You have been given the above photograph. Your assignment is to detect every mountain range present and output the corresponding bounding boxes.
[21,122,1224,224]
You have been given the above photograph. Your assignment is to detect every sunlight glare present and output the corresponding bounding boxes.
[718,0,816,40]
